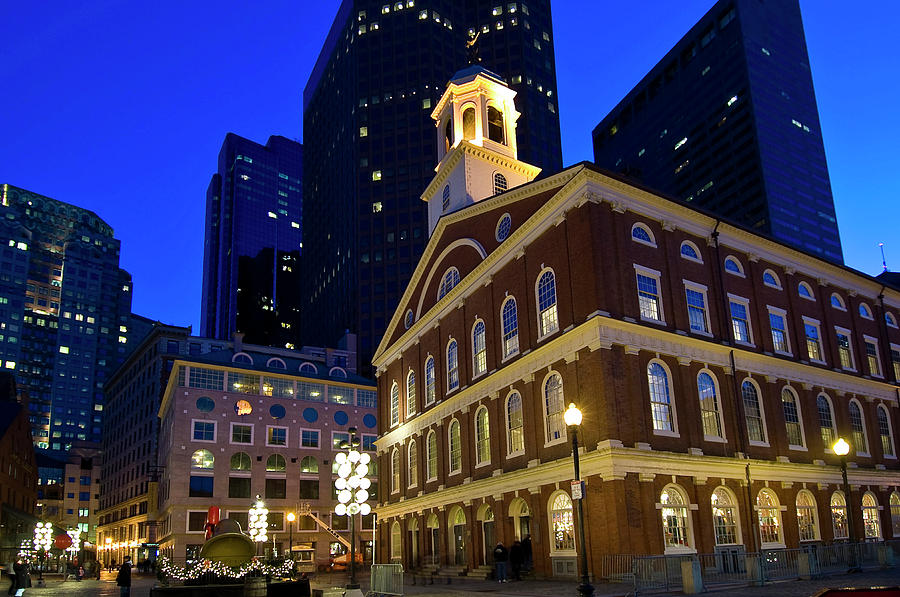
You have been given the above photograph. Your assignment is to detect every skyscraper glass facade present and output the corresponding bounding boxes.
[592,0,842,263]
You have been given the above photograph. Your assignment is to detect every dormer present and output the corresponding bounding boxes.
[422,66,540,236]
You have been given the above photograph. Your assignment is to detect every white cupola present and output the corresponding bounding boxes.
[421,65,541,236]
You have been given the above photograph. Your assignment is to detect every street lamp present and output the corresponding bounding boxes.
[33,521,53,586]
[286,512,296,561]
[335,426,371,597]
[564,403,594,597]
[105,537,112,570]
[248,496,269,555]
[833,437,861,572]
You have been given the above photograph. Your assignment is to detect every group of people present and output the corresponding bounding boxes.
[4,555,132,596]
[492,535,533,583]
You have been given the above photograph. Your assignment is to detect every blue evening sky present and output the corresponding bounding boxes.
[1,1,897,331]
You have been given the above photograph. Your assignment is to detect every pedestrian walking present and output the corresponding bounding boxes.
[509,540,523,580]
[493,541,509,583]
[522,534,533,570]
[116,556,132,597]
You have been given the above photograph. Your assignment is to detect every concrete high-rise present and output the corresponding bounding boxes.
[592,0,843,263]
[201,134,303,348]
[0,184,147,451]
[301,0,563,371]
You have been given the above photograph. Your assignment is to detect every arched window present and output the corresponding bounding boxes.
[444,118,453,152]
[487,105,505,143]
[796,490,819,542]
[798,282,814,300]
[390,382,400,426]
[191,449,214,469]
[890,492,900,536]
[438,267,460,300]
[232,352,253,364]
[680,241,701,262]
[424,356,436,406]
[831,491,849,539]
[886,312,899,328]
[549,492,575,552]
[698,371,724,439]
[426,430,438,481]
[506,392,524,455]
[724,256,744,276]
[266,454,286,472]
[472,320,487,376]
[877,405,894,457]
[711,487,739,545]
[475,406,491,465]
[446,339,459,392]
[442,184,451,211]
[862,492,882,539]
[831,293,846,310]
[390,521,402,561]
[462,105,476,140]
[448,419,461,473]
[631,223,656,246]
[859,303,874,319]
[849,400,869,455]
[329,366,347,378]
[408,439,418,488]
[648,362,675,433]
[406,370,416,417]
[544,373,565,443]
[817,394,836,449]
[230,452,251,471]
[501,296,519,358]
[763,269,781,288]
[741,380,766,443]
[660,485,693,551]
[391,448,401,493]
[267,357,286,369]
[757,489,783,546]
[493,172,508,195]
[299,456,318,474]
[782,387,805,448]
[536,269,559,337]
[299,362,318,374]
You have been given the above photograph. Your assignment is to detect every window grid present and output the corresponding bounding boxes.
[475,407,490,465]
[232,424,252,444]
[782,389,803,448]
[193,421,215,441]
[837,332,854,369]
[796,492,818,541]
[698,372,722,438]
[406,371,416,417]
[892,348,900,381]
[686,288,709,333]
[447,340,459,391]
[730,301,751,343]
[866,340,881,377]
[741,381,766,443]
[660,487,690,550]
[501,298,519,357]
[711,488,738,545]
[878,407,894,456]
[267,427,287,446]
[551,493,575,551]
[544,374,565,442]
[407,441,417,487]
[849,401,868,454]
[448,420,461,473]
[648,363,675,432]
[637,273,661,321]
[804,322,822,361]
[493,172,508,195]
[757,490,782,545]
[426,431,437,480]
[391,450,400,493]
[831,493,848,539]
[390,383,399,426]
[507,392,524,454]
[301,430,319,448]
[537,271,559,336]
[438,268,460,300]
[424,357,436,405]
[891,493,900,536]
[863,494,881,539]
[472,321,487,376]
[769,312,789,353]
[817,396,835,449]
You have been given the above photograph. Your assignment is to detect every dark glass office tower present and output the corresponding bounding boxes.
[0,184,146,451]
[302,0,562,370]
[201,134,303,348]
[592,0,842,263]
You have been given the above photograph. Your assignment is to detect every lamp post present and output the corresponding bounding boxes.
[248,496,269,556]
[335,426,372,597]
[105,537,111,571]
[564,403,594,597]
[33,521,53,586]
[833,437,861,572]
[286,512,296,561]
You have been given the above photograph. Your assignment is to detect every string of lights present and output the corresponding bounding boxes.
[157,556,293,581]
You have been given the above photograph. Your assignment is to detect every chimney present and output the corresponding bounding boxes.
[233,332,244,353]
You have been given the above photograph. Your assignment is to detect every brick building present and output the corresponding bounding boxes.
[372,68,900,578]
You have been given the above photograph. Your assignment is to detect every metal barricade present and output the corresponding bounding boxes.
[368,564,404,597]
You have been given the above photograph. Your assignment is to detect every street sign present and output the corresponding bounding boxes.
[571,480,584,500]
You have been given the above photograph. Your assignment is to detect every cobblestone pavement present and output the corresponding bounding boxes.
[0,571,156,596]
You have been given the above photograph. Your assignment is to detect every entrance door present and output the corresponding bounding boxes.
[482,521,495,566]
[410,529,420,568]
[453,524,466,566]
[519,515,531,540]
[430,528,440,565]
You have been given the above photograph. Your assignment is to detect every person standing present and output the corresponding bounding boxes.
[116,556,132,597]
[493,541,508,583]
[522,535,533,571]
[509,540,523,581]
[12,557,29,597]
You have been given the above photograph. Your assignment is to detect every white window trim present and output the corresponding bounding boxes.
[798,281,816,302]
[834,326,857,372]
[684,280,712,337]
[755,489,787,549]
[331,430,350,452]
[535,266,560,342]
[541,371,568,448]
[406,370,416,418]
[448,419,462,476]
[762,269,782,290]
[886,312,899,329]
[186,510,209,534]
[830,293,847,311]
[425,430,438,482]
[648,358,680,438]
[859,302,874,320]
[802,316,826,365]
[265,425,288,448]
[864,335,884,379]
[658,484,697,554]
[818,393,837,454]
[849,398,871,458]
[471,319,488,380]
[229,422,254,446]
[505,390,526,458]
[499,296,520,362]
[723,255,745,278]
[727,293,755,347]
[877,404,897,460]
[390,381,400,428]
[680,240,703,264]
[191,419,217,444]
[795,490,821,542]
[446,337,460,395]
[631,222,657,248]
[767,305,792,356]
[782,386,807,451]
[474,405,491,468]
[698,369,727,442]
[634,264,666,325]
[423,355,436,407]
[407,440,418,488]
[298,428,320,449]
[390,448,401,494]
[742,377,770,447]
[892,342,900,378]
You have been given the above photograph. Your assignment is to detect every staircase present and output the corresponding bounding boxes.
[466,565,494,580]
[433,566,467,583]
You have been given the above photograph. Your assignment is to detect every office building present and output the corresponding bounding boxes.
[0,184,148,451]
[201,134,303,348]
[592,0,843,263]
[374,69,900,576]
[0,376,38,562]
[35,443,101,556]
[301,0,562,371]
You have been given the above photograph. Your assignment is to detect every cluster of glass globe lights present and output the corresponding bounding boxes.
[33,522,53,553]
[334,448,372,517]
[248,498,269,543]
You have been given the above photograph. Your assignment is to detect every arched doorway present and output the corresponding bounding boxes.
[426,513,440,566]
[448,506,467,566]
[509,497,532,540]
[408,517,420,568]
[477,504,495,566]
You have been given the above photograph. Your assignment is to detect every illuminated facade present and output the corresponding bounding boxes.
[374,72,900,577]
[35,443,101,554]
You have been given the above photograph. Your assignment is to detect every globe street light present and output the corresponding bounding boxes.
[833,437,861,572]
[563,403,593,597]
[286,512,296,562]
[335,426,371,597]
[33,521,53,586]
[105,537,112,571]
[248,496,269,555]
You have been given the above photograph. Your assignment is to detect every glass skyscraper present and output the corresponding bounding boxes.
[0,183,148,451]
[592,0,842,263]
[201,134,303,348]
[302,0,562,371]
